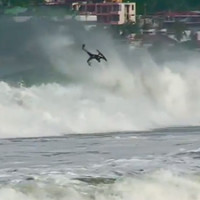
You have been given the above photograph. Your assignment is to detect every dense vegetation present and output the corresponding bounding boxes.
[1,0,44,7]
[1,0,200,14]
[124,0,200,14]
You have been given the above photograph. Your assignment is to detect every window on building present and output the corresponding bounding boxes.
[111,15,119,21]
[113,5,120,12]
[132,5,134,10]
[97,5,101,13]
[102,6,108,13]
[108,5,111,12]
[103,16,107,22]
[87,5,95,12]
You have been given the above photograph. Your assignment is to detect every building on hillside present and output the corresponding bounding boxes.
[79,2,136,25]
[154,11,200,28]
[44,0,136,25]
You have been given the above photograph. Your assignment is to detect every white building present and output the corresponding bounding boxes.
[79,2,136,25]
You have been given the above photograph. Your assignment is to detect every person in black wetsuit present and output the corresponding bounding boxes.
[82,44,107,66]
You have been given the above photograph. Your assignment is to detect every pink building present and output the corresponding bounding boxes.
[79,2,136,25]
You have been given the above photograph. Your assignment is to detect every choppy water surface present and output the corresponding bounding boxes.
[0,128,200,200]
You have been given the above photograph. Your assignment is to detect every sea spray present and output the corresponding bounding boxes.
[0,17,200,138]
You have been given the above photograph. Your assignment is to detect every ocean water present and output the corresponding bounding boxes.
[0,16,200,200]
[1,131,200,200]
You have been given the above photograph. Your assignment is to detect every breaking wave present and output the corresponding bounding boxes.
[1,16,200,138]
[1,170,200,200]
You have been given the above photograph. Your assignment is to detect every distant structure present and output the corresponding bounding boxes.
[79,1,136,25]
[44,0,136,25]
[154,11,200,29]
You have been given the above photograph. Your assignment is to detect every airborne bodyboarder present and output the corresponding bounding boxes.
[82,44,107,66]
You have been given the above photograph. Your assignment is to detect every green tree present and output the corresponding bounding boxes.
[1,0,44,7]
[129,0,200,14]
[1,0,9,6]
[188,0,200,9]
[31,0,44,6]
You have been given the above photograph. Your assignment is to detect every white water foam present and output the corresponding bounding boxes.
[1,21,200,138]
[0,170,200,200]
[0,55,200,138]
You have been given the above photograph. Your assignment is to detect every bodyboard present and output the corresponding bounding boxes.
[97,50,107,62]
